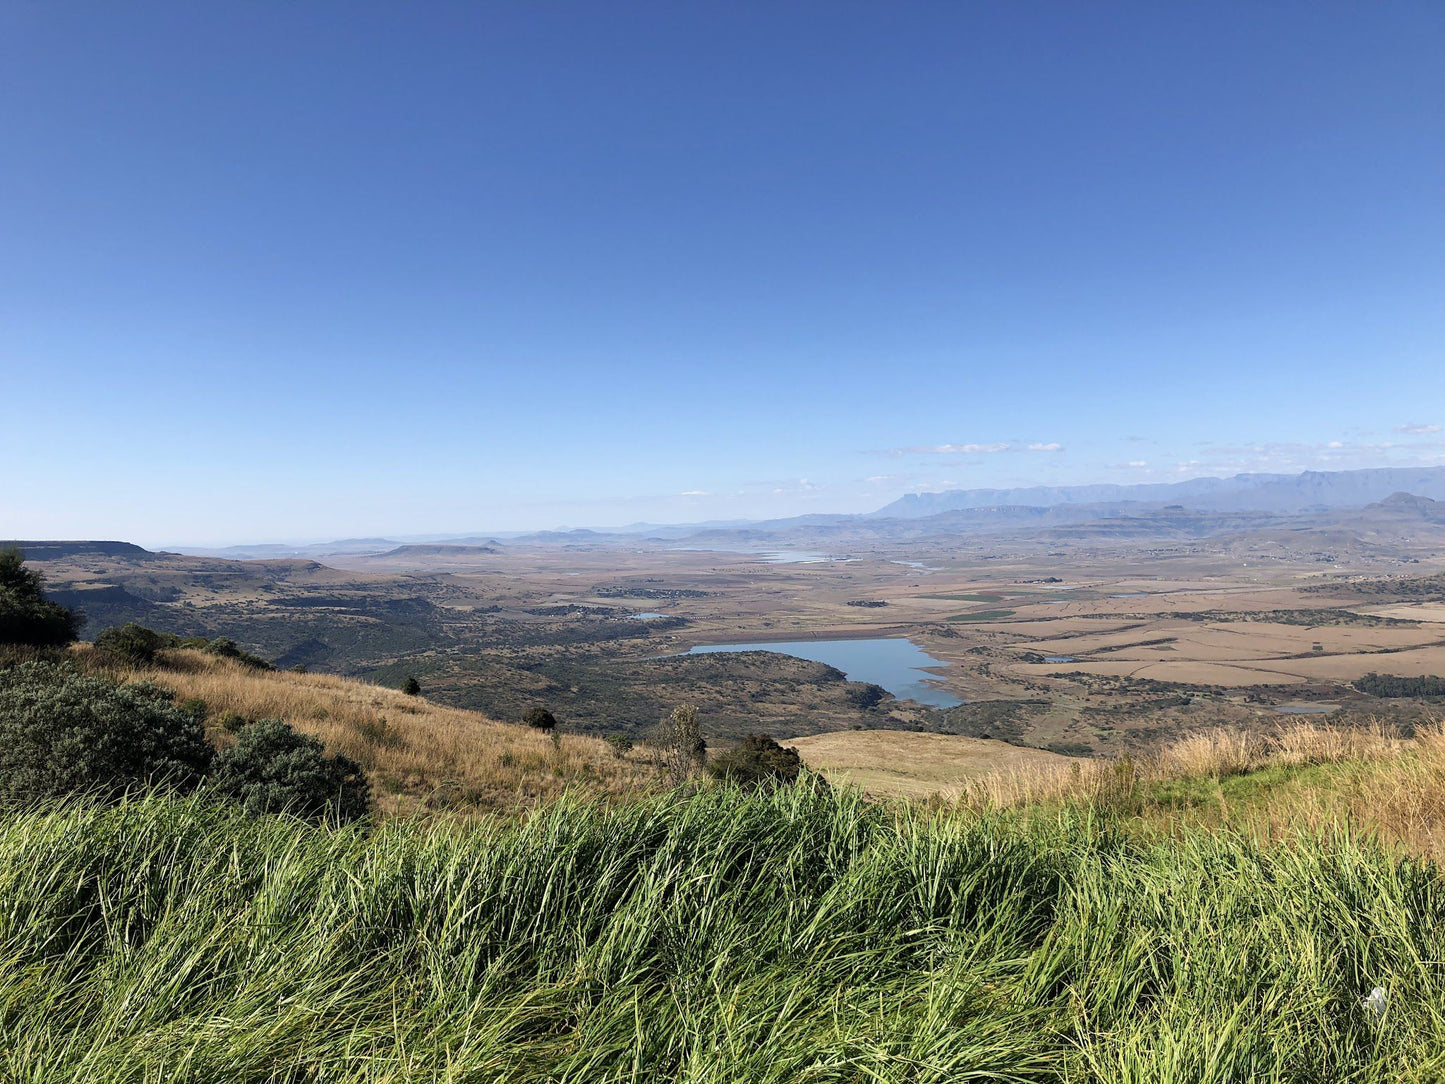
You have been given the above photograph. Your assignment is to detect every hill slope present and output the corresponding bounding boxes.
[107,649,654,812]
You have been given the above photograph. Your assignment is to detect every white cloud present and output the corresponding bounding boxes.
[680,490,709,496]
[1396,423,1441,434]
[1128,460,1148,468]
[1027,442,1063,452]
[925,442,1010,455]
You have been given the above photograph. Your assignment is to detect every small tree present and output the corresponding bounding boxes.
[0,548,83,647]
[709,733,802,789]
[523,706,557,732]
[402,676,421,696]
[210,718,370,824]
[655,703,706,784]
[0,662,212,805]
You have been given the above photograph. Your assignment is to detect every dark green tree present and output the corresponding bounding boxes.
[210,718,370,824]
[523,706,557,732]
[0,548,84,647]
[708,733,803,789]
[402,676,421,696]
[0,662,212,805]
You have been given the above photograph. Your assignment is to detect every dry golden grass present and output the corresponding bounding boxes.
[946,716,1445,863]
[784,729,1076,799]
[104,649,658,814]
[956,721,1406,811]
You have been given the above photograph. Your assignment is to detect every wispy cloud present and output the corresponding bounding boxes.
[680,490,709,496]
[1396,423,1441,435]
[878,440,1063,457]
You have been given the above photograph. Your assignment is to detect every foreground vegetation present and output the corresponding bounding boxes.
[2,782,1442,1082]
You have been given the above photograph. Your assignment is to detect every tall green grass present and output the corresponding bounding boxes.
[2,782,1443,1082]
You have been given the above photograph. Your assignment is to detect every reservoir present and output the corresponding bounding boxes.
[689,637,962,708]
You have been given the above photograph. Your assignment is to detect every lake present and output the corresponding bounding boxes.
[689,637,962,708]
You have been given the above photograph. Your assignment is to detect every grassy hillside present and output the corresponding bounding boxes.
[5,782,1445,1082]
[96,648,655,813]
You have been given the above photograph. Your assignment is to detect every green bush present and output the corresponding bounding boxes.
[203,637,274,671]
[605,733,633,758]
[93,623,171,666]
[0,662,212,805]
[708,733,803,788]
[210,718,370,824]
[0,548,83,647]
[523,706,557,731]
[401,676,421,696]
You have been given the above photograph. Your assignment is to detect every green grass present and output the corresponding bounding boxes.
[3,783,1444,1081]
[946,608,1017,622]
[921,593,1007,603]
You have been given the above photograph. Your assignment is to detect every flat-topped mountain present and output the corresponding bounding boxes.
[374,544,500,557]
[0,540,157,560]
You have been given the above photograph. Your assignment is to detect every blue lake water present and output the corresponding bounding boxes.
[631,612,666,620]
[689,637,962,709]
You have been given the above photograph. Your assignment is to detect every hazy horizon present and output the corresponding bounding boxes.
[4,3,1443,543]
[123,461,1445,551]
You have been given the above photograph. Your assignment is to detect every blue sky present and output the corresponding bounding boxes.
[3,2,1443,545]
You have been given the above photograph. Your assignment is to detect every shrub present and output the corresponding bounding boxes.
[605,733,634,758]
[0,662,212,805]
[216,711,250,734]
[653,703,707,784]
[402,676,421,696]
[0,548,83,647]
[176,697,209,721]
[203,637,274,671]
[210,718,370,823]
[94,622,171,666]
[523,706,557,731]
[845,682,888,710]
[708,733,803,788]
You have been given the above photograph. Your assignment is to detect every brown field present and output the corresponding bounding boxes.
[785,729,1077,798]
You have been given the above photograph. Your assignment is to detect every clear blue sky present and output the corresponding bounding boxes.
[3,2,1443,545]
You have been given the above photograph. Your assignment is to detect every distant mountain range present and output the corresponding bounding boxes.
[873,467,1445,518]
[138,466,1445,558]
